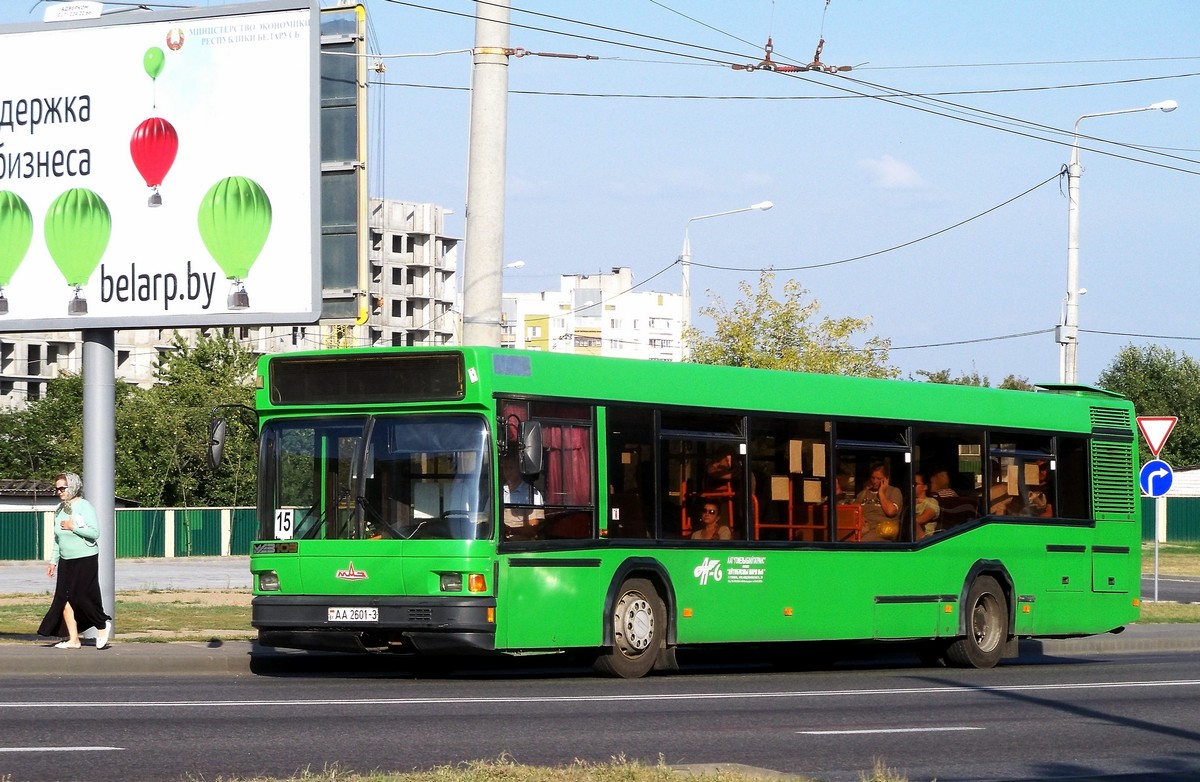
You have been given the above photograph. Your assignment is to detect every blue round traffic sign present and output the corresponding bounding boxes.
[1139,459,1174,497]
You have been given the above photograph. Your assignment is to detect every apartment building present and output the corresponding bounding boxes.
[501,267,684,362]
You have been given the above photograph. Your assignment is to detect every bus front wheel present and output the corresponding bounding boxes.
[946,575,1007,669]
[594,578,665,679]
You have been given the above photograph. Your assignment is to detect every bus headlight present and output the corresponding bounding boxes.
[258,571,280,592]
[440,573,463,592]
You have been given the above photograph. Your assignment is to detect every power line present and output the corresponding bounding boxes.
[859,55,1200,71]
[1081,328,1200,343]
[887,328,1054,352]
[373,70,1200,102]
[374,3,1200,175]
[688,171,1061,274]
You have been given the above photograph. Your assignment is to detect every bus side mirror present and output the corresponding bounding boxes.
[518,421,543,477]
[207,403,258,471]
[207,418,227,470]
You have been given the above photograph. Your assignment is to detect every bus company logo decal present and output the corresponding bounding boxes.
[725,555,766,584]
[693,557,722,585]
[335,562,369,581]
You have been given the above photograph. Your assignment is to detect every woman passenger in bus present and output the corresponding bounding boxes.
[856,463,903,541]
[913,472,941,538]
[692,502,732,541]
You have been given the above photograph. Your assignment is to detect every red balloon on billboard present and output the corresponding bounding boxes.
[129,117,179,201]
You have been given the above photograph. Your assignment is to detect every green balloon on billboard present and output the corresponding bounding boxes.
[197,176,272,280]
[144,46,165,80]
[0,191,33,287]
[44,188,112,287]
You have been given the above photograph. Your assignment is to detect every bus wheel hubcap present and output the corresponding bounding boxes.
[616,593,654,654]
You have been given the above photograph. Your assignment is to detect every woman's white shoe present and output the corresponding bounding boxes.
[54,640,81,649]
[95,624,110,650]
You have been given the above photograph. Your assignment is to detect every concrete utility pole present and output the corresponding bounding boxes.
[679,201,773,358]
[1058,99,1176,383]
[460,1,510,347]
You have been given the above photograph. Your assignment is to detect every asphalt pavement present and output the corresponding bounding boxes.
[1,556,1199,677]
[0,555,252,594]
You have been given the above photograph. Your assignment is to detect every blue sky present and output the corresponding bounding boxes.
[6,1,1199,386]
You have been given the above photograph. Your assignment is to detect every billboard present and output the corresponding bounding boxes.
[0,1,320,331]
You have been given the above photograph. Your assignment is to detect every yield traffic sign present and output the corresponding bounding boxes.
[1137,416,1177,457]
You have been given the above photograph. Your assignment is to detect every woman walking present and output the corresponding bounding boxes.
[38,472,111,650]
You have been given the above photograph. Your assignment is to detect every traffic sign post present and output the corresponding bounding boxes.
[1136,415,1177,603]
[1139,457,1173,603]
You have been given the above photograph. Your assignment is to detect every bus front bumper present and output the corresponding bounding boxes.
[252,594,497,655]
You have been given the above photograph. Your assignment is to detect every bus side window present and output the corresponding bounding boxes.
[539,420,594,539]
[748,415,831,543]
[834,450,910,543]
[606,406,655,539]
[914,429,984,534]
[1056,437,1088,519]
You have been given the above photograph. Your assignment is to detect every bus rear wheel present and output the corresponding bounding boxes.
[594,578,664,679]
[946,575,1007,669]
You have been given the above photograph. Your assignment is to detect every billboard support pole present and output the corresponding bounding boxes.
[83,329,116,634]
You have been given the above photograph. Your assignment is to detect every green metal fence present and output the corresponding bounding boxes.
[0,510,43,560]
[1142,497,1200,542]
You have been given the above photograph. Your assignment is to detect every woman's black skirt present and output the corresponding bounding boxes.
[37,554,111,638]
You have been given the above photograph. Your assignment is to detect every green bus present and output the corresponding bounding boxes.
[240,346,1141,677]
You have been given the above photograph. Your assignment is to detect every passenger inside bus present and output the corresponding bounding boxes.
[927,466,980,529]
[856,462,904,541]
[913,472,941,538]
[501,449,543,540]
[1027,460,1054,517]
[691,502,732,541]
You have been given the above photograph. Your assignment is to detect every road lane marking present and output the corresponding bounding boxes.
[798,727,982,735]
[0,747,123,752]
[0,678,1198,710]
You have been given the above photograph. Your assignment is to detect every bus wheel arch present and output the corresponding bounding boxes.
[947,564,1012,668]
[595,560,675,678]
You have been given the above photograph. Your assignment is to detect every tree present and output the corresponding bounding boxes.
[0,373,86,480]
[684,270,898,378]
[1097,344,1200,467]
[916,368,1035,391]
[128,330,258,507]
[0,331,258,508]
[0,372,142,490]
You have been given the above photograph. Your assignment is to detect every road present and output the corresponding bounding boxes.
[1,650,1198,782]
[1142,574,1200,604]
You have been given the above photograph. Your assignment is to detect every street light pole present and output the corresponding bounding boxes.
[680,200,773,358]
[1058,99,1177,384]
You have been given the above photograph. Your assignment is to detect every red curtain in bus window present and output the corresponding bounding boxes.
[544,424,592,506]
[499,400,525,445]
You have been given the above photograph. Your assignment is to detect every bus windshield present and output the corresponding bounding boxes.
[259,414,493,541]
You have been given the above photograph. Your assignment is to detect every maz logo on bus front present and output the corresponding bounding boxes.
[693,557,722,585]
[335,562,369,581]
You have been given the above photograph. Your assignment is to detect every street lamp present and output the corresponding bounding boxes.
[1058,99,1177,384]
[679,200,773,352]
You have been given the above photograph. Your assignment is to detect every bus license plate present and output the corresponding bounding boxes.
[327,607,378,622]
